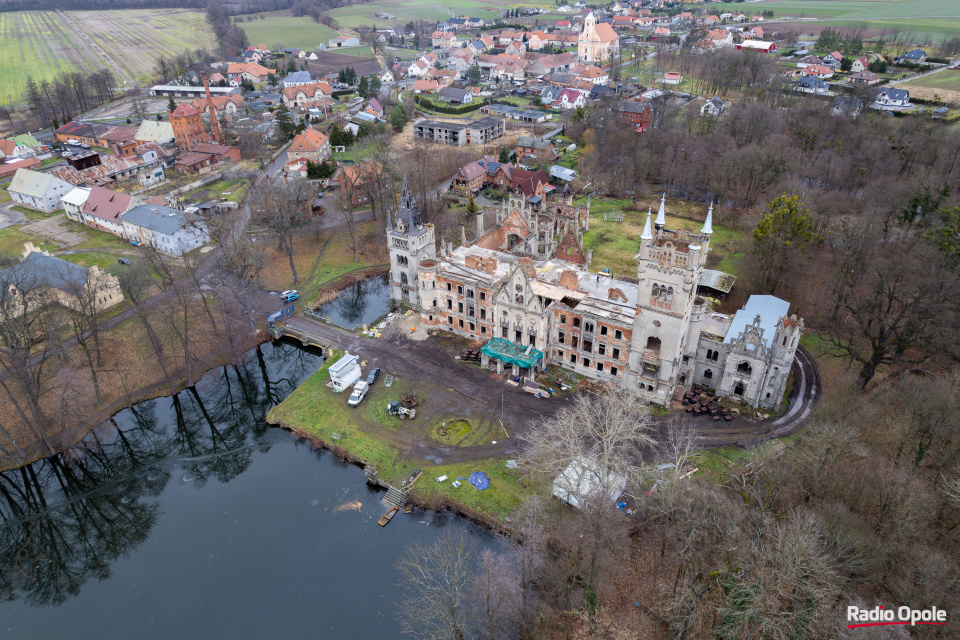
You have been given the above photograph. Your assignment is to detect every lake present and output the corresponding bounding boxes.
[0,341,497,639]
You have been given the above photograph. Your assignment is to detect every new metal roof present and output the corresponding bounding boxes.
[723,295,789,345]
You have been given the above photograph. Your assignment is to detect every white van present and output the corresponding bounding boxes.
[347,381,369,407]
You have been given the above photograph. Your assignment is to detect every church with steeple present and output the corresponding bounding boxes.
[387,188,802,410]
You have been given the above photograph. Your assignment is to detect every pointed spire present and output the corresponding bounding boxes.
[386,207,393,232]
[702,202,714,236]
[641,207,653,240]
[655,193,666,229]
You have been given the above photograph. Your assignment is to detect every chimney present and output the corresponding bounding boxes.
[476,210,484,237]
[203,73,224,145]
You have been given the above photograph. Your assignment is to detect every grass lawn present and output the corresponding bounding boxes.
[241,12,341,50]
[62,221,131,251]
[327,0,556,28]
[185,177,250,203]
[900,69,960,92]
[579,196,751,279]
[59,251,123,270]
[268,352,539,520]
[0,226,44,256]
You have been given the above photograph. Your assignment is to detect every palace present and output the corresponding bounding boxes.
[387,186,802,409]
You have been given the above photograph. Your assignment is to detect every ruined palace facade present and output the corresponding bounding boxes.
[387,189,803,410]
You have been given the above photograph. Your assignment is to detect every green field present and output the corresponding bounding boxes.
[900,69,960,91]
[757,0,960,19]
[327,0,556,29]
[0,9,215,104]
[240,13,342,50]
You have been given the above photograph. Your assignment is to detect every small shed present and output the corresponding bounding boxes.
[698,269,736,299]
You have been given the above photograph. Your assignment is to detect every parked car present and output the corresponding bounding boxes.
[79,143,90,149]
[117,257,131,265]
[347,380,369,407]
[62,151,74,157]
[365,367,380,386]
[281,289,299,303]
[66,138,80,146]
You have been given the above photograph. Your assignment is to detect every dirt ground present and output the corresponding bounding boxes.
[94,98,172,119]
[19,215,87,248]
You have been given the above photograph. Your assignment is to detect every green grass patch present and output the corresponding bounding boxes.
[241,12,341,50]
[59,251,122,270]
[62,220,131,251]
[900,69,960,92]
[0,226,44,256]
[578,196,750,278]
[10,206,49,221]
[268,352,537,520]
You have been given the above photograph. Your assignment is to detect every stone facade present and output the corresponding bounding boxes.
[388,188,802,409]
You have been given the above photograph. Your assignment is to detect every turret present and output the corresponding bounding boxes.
[638,207,653,256]
[701,202,713,242]
[655,194,666,230]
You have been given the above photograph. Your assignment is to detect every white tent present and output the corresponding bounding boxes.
[552,456,627,508]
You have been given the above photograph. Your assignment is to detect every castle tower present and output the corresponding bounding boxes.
[202,73,224,146]
[625,202,712,405]
[168,104,208,151]
[387,177,436,307]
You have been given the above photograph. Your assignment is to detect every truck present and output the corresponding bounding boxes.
[328,353,361,392]
[347,381,369,407]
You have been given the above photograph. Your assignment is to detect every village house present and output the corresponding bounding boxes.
[848,70,881,86]
[225,62,276,83]
[872,87,911,109]
[120,205,208,255]
[699,97,726,117]
[616,101,652,127]
[438,87,473,105]
[0,158,40,180]
[334,161,381,207]
[554,88,586,110]
[282,82,332,109]
[281,70,313,88]
[822,51,844,68]
[60,186,91,222]
[79,186,136,237]
[895,48,926,64]
[802,65,834,79]
[286,128,331,164]
[793,76,830,94]
[413,79,440,94]
[174,143,240,175]
[190,94,246,116]
[850,56,870,73]
[7,169,74,213]
[515,136,559,162]
[0,243,124,318]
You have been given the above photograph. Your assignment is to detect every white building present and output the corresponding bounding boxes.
[120,204,209,255]
[60,187,91,222]
[7,169,74,213]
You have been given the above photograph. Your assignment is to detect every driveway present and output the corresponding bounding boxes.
[0,202,26,230]
[278,316,824,463]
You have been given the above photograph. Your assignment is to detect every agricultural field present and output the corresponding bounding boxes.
[0,9,214,105]
[899,68,960,104]
[327,0,556,29]
[757,0,960,39]
[239,13,341,50]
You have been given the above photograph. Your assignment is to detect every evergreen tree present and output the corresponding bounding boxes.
[390,103,408,132]
[167,95,177,112]
[338,68,346,84]
[414,34,420,49]
[498,146,510,163]
[371,75,382,95]
[359,76,369,98]
[466,64,482,84]
[274,103,296,141]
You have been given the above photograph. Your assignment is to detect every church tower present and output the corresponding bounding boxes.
[387,178,436,307]
[578,12,599,62]
[625,202,712,405]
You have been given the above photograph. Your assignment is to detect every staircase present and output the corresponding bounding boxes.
[382,486,407,509]
[671,384,687,403]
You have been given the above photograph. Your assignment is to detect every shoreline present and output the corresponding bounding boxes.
[0,331,272,472]
[275,421,514,535]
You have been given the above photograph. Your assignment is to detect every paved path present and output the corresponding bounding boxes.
[279,315,824,462]
[0,202,26,230]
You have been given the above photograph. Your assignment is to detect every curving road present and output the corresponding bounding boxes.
[279,316,823,462]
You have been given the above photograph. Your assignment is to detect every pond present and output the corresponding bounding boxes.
[315,273,391,330]
[0,340,498,639]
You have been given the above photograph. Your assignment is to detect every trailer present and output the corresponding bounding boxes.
[329,353,361,392]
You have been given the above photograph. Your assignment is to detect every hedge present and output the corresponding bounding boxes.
[414,95,487,114]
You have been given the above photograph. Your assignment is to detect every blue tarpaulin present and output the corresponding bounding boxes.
[468,472,490,491]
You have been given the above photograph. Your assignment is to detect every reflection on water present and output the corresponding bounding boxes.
[0,340,497,639]
[316,273,391,329]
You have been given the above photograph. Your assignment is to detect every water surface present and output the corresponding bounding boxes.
[0,341,495,639]
[316,273,391,330]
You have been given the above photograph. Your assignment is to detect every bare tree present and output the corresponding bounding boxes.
[252,178,314,284]
[59,265,110,404]
[657,419,701,481]
[110,260,168,378]
[522,389,654,499]
[396,529,477,640]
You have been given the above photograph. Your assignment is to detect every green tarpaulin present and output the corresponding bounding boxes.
[481,337,544,369]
